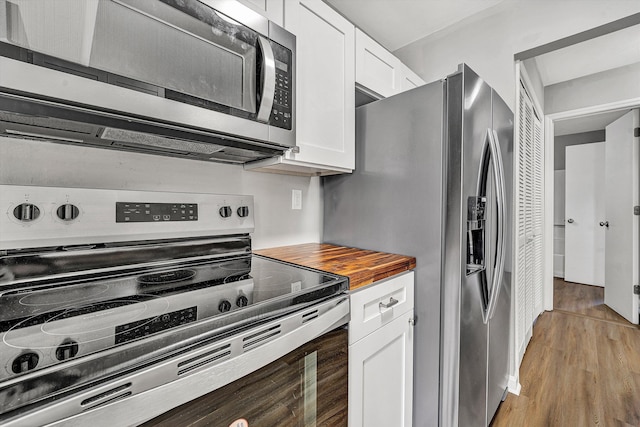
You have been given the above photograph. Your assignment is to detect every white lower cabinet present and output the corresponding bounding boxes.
[348,272,415,427]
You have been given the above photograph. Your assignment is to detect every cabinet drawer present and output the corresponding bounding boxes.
[349,271,414,344]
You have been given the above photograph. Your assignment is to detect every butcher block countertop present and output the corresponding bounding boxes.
[254,243,416,291]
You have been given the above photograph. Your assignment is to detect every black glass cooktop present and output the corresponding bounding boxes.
[0,251,349,420]
[0,254,347,382]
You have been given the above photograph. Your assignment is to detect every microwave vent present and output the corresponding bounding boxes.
[100,127,225,155]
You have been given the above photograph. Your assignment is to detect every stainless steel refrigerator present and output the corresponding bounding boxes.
[323,64,513,427]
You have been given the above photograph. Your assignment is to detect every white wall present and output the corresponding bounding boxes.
[545,62,640,114]
[0,138,323,249]
[394,0,640,111]
[522,58,545,110]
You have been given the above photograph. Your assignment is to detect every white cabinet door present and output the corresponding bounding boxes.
[283,0,355,171]
[349,271,414,344]
[235,0,284,25]
[355,28,402,98]
[400,64,425,92]
[349,310,414,427]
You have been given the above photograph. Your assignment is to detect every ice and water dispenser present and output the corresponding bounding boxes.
[466,196,487,275]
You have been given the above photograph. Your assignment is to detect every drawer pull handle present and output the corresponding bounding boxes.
[379,297,398,310]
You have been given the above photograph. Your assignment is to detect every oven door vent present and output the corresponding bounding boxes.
[302,310,319,323]
[177,343,232,376]
[80,383,132,411]
[242,325,281,350]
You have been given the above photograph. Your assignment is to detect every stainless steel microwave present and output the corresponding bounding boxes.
[0,0,295,164]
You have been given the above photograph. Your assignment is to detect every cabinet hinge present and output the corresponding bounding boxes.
[635,127,640,138]
[635,206,640,216]
[634,285,640,295]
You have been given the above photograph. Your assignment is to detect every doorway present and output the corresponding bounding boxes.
[549,108,640,325]
[515,20,640,326]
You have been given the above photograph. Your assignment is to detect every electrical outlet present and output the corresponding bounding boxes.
[292,189,302,210]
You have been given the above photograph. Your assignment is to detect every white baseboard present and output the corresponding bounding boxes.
[507,375,522,396]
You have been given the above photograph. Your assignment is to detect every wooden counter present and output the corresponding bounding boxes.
[255,243,416,291]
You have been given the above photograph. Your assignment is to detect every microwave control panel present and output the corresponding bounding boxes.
[270,42,293,130]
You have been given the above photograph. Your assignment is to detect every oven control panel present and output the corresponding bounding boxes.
[116,202,198,223]
[0,185,254,250]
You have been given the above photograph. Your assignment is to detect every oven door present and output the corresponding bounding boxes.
[143,328,348,427]
[0,0,294,145]
[1,296,349,427]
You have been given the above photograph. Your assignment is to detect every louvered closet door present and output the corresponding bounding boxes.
[515,81,544,363]
[532,117,544,317]
[515,85,529,360]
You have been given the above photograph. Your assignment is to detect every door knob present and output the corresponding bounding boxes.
[567,218,574,223]
[599,221,609,228]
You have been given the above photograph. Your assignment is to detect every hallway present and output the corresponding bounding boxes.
[491,279,640,426]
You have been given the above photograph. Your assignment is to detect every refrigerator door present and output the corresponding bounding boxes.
[323,80,445,427]
[486,88,513,424]
[469,128,507,324]
[441,65,497,427]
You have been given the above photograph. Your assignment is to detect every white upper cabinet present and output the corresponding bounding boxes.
[400,64,426,92]
[355,28,402,99]
[355,28,424,99]
[235,0,284,26]
[246,0,355,175]
[244,0,424,176]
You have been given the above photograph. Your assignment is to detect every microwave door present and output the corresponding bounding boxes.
[89,0,262,116]
[4,0,267,118]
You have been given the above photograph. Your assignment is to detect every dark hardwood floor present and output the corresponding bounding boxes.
[492,278,640,426]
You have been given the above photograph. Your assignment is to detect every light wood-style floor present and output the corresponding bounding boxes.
[491,278,640,426]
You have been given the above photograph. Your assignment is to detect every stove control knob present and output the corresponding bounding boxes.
[218,299,232,313]
[55,339,79,361]
[11,352,39,374]
[237,206,250,218]
[56,204,80,221]
[236,295,249,307]
[13,203,40,222]
[219,206,233,218]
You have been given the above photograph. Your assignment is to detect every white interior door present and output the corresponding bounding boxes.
[604,109,640,325]
[564,142,606,286]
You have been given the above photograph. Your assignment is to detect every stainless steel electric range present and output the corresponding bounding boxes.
[0,185,349,426]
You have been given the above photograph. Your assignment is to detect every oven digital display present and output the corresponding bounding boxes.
[115,307,197,344]
[116,202,198,222]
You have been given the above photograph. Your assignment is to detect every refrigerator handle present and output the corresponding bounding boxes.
[485,128,507,322]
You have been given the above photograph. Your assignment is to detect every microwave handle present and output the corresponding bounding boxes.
[257,35,276,123]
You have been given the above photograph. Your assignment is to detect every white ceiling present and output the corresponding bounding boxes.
[554,110,630,136]
[534,24,640,86]
[324,0,505,51]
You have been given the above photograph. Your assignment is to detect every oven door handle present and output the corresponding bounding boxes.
[256,35,276,123]
[7,296,350,427]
